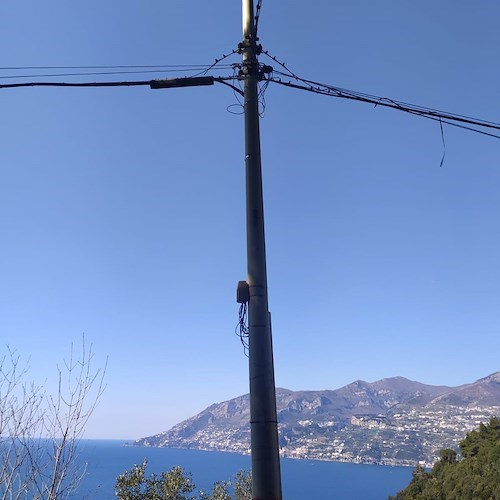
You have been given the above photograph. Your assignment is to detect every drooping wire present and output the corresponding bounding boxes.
[439,119,446,167]
[3,57,500,142]
[271,69,500,128]
[226,66,245,114]
[257,79,270,117]
[266,73,500,139]
[256,50,500,138]
[217,78,244,97]
[200,50,239,76]
[261,50,299,79]
[235,303,249,357]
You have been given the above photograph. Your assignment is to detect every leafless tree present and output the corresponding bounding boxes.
[0,338,106,499]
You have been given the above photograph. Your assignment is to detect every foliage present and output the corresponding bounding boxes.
[115,461,148,499]
[199,481,232,500]
[115,463,252,500]
[0,340,106,500]
[232,470,252,500]
[389,416,500,500]
[115,460,195,500]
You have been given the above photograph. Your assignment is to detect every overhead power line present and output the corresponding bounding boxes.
[0,76,217,90]
[0,64,217,70]
[0,66,235,80]
[248,53,499,139]
[267,74,500,139]
[1,57,499,139]
[0,80,156,89]
[255,50,500,138]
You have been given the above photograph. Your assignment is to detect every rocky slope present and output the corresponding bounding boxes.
[135,372,500,466]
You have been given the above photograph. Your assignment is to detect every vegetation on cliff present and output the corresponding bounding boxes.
[390,416,500,499]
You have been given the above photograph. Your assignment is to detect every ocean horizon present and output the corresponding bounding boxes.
[71,439,413,499]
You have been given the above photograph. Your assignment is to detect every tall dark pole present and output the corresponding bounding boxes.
[241,1,282,499]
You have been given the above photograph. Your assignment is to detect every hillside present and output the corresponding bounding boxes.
[135,373,500,466]
[390,416,500,499]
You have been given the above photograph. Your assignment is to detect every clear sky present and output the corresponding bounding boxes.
[1,1,499,439]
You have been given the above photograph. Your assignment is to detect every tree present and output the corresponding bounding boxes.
[438,448,457,465]
[114,460,148,500]
[199,471,251,500]
[115,464,252,500]
[199,481,232,500]
[115,459,196,500]
[150,467,196,500]
[115,460,196,500]
[389,417,500,500]
[0,340,106,499]
[232,470,252,500]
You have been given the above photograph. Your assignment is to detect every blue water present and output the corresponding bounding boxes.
[72,440,412,499]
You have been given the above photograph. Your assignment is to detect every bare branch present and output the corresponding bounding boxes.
[0,338,106,499]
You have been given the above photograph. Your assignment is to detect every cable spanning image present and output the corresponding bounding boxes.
[2,56,499,140]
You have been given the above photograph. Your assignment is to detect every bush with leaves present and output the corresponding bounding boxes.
[115,460,196,500]
[115,461,252,500]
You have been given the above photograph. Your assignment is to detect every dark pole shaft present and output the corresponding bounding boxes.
[242,1,282,499]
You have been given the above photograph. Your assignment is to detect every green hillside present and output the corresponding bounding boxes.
[390,416,500,499]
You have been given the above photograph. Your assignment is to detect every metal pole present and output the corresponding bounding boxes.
[241,1,282,498]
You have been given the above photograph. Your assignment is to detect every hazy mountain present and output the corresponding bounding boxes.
[135,373,500,466]
[429,372,500,407]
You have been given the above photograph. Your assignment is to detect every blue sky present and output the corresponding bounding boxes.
[1,1,499,439]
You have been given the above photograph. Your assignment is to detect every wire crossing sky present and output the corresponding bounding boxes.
[0,1,499,439]
[2,56,500,139]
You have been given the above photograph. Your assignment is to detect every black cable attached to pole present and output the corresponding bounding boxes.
[0,76,215,90]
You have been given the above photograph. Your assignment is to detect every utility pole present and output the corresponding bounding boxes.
[5,3,282,496]
[241,1,282,498]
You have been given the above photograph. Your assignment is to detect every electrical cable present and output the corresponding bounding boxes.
[2,59,499,140]
[0,66,234,80]
[0,80,154,89]
[0,64,214,70]
[235,303,249,357]
[257,79,270,117]
[0,75,239,90]
[266,74,500,139]
[200,50,239,76]
[254,0,263,39]
[439,120,446,167]
[217,78,244,97]
[224,67,245,113]
[257,51,500,137]
[271,70,500,128]
[261,50,299,79]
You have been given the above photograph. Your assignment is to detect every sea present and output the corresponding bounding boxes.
[70,440,413,499]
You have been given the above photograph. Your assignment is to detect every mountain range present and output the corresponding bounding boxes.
[135,372,500,466]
